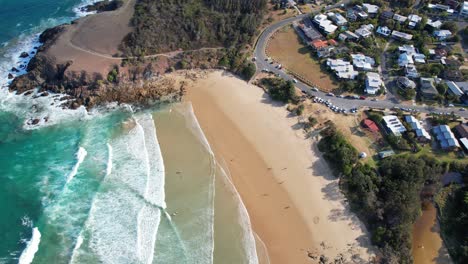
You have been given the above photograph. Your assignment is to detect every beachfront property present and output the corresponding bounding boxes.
[393,14,408,24]
[326,58,359,79]
[408,14,422,29]
[355,24,374,38]
[454,123,468,139]
[461,1,468,17]
[397,76,417,90]
[446,81,464,98]
[362,3,379,16]
[296,19,323,42]
[404,115,431,142]
[398,45,426,67]
[327,12,347,26]
[338,30,360,41]
[313,14,338,35]
[420,77,439,100]
[382,115,407,136]
[433,125,460,150]
[391,31,413,41]
[433,30,452,41]
[427,19,443,29]
[380,10,394,20]
[365,72,384,95]
[428,3,455,13]
[376,26,391,37]
[405,64,419,78]
[351,54,375,71]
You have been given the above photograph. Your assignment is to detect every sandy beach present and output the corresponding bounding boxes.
[186,71,375,263]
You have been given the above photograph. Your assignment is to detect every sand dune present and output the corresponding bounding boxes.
[186,71,375,263]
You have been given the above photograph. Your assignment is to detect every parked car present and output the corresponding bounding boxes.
[292,79,298,83]
[311,88,319,92]
[460,108,466,111]
[327,92,335,97]
[359,96,366,100]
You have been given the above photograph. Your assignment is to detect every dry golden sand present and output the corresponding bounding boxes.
[185,71,375,263]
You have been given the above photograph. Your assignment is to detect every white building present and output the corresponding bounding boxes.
[399,53,414,67]
[461,1,468,17]
[365,72,384,95]
[404,116,431,142]
[408,14,422,28]
[326,59,359,79]
[355,24,374,38]
[428,3,454,13]
[376,26,391,37]
[314,14,338,34]
[362,3,379,15]
[433,30,452,40]
[351,54,375,71]
[383,115,407,136]
[392,31,413,41]
[327,12,348,26]
[427,19,442,29]
[405,64,419,78]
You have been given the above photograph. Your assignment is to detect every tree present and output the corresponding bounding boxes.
[241,62,256,80]
[441,21,458,34]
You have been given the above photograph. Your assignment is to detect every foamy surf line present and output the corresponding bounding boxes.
[106,143,113,176]
[66,147,88,183]
[18,227,41,264]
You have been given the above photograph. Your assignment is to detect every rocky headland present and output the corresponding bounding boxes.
[7,0,232,109]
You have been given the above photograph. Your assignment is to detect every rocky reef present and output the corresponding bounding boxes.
[80,0,124,14]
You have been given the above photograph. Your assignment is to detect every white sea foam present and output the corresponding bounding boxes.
[106,143,113,176]
[18,227,41,264]
[66,147,88,183]
[72,113,166,264]
[74,234,84,252]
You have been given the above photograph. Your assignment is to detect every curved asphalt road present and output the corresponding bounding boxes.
[253,2,468,118]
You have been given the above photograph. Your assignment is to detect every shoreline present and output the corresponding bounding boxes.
[186,70,375,263]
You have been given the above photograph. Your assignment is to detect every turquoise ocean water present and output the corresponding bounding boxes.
[0,1,259,263]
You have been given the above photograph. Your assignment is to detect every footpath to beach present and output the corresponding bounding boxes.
[186,71,375,263]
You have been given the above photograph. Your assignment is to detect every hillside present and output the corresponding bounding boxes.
[120,0,267,55]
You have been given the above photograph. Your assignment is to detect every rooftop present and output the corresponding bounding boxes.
[392,31,413,41]
[365,72,384,94]
[404,115,431,141]
[326,59,359,79]
[363,3,379,14]
[446,81,464,96]
[383,115,407,136]
[351,53,375,70]
[433,125,460,149]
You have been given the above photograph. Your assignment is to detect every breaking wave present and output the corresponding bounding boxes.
[18,227,41,264]
[66,147,88,184]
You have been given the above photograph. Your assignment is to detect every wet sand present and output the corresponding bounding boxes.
[186,71,375,263]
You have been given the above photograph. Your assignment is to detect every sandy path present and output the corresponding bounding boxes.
[186,71,375,263]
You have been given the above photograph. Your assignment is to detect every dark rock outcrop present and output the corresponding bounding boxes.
[81,0,123,13]
[19,52,29,58]
[11,67,19,72]
[8,73,13,79]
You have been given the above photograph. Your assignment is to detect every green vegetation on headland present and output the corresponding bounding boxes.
[436,184,468,263]
[318,124,467,263]
[120,0,267,55]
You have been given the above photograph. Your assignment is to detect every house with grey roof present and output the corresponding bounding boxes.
[404,116,431,142]
[420,78,439,100]
[433,125,460,150]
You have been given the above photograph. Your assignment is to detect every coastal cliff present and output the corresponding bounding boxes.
[7,0,266,109]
